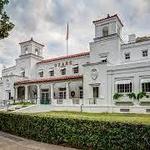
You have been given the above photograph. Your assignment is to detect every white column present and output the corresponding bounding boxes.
[50,83,54,104]
[37,85,40,104]
[15,87,18,101]
[25,85,28,101]
[66,82,70,100]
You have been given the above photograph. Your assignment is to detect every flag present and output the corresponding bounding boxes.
[66,23,69,40]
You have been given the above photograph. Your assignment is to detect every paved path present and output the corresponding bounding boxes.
[0,131,77,150]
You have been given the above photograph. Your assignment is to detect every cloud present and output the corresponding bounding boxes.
[0,0,150,76]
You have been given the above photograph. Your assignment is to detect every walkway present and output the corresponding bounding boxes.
[0,131,77,150]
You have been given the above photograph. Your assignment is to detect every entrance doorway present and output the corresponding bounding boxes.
[40,89,50,104]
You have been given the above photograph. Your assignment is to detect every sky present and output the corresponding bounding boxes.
[0,0,150,76]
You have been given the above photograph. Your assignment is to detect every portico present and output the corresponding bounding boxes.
[14,75,83,106]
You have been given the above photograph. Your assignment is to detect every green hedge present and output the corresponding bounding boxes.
[0,112,150,150]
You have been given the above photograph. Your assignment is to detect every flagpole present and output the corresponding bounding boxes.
[66,38,68,56]
[66,23,69,56]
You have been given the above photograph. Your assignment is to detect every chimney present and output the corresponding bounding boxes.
[128,34,136,43]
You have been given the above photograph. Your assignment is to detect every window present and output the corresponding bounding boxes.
[21,71,25,77]
[100,56,107,63]
[125,53,130,60]
[102,26,109,37]
[49,70,54,76]
[93,87,99,98]
[61,68,66,75]
[117,83,132,93]
[25,48,28,54]
[79,86,83,99]
[35,49,39,55]
[142,82,150,92]
[39,71,43,77]
[142,50,148,57]
[73,66,79,74]
[59,88,66,99]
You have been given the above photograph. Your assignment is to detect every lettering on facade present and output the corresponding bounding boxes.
[54,61,72,68]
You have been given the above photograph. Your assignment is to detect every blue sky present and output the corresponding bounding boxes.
[0,0,150,75]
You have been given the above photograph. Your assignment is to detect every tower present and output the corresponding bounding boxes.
[15,38,44,78]
[90,14,123,64]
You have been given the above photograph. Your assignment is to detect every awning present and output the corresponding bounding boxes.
[115,80,132,84]
[141,79,150,83]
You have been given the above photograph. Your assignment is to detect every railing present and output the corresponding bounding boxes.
[88,98,97,105]
[57,99,63,104]
[55,98,81,105]
[72,98,80,104]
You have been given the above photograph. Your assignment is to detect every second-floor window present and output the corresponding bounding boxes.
[39,71,43,77]
[73,66,79,74]
[49,70,54,76]
[61,68,66,75]
[21,71,25,77]
[142,50,148,57]
[125,53,130,60]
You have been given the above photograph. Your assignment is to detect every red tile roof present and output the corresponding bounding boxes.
[19,38,44,47]
[37,52,90,64]
[15,75,83,85]
[93,14,123,27]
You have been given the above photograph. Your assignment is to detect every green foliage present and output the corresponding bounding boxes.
[113,93,123,100]
[137,92,149,100]
[127,92,136,99]
[0,112,149,150]
[12,101,34,106]
[0,0,14,39]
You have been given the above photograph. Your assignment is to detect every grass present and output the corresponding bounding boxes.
[28,111,150,125]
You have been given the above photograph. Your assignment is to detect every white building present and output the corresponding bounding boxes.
[0,14,150,113]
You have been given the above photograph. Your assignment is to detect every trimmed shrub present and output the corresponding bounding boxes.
[0,112,150,150]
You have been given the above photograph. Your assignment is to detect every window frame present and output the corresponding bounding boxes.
[49,70,54,77]
[102,26,109,37]
[142,50,148,57]
[93,86,99,98]
[125,52,130,60]
[116,82,132,93]
[39,70,44,77]
[73,66,79,74]
[61,68,66,75]
[142,82,150,93]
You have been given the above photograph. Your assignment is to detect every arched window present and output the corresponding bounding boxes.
[102,26,109,37]
[35,49,39,55]
[25,48,28,54]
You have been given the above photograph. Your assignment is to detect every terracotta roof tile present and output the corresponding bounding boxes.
[15,75,83,85]
[37,52,90,64]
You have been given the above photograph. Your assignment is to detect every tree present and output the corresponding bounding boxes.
[0,0,14,39]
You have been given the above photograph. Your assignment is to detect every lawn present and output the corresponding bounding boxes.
[32,111,150,125]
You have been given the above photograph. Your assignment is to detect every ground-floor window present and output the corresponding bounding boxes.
[93,86,99,98]
[59,88,66,99]
[117,82,132,93]
[79,86,83,99]
[142,82,150,93]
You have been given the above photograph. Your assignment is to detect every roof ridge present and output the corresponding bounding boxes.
[15,75,83,85]
[37,51,90,64]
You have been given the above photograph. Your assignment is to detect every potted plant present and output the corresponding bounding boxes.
[126,92,136,100]
[113,93,123,100]
[137,92,148,100]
